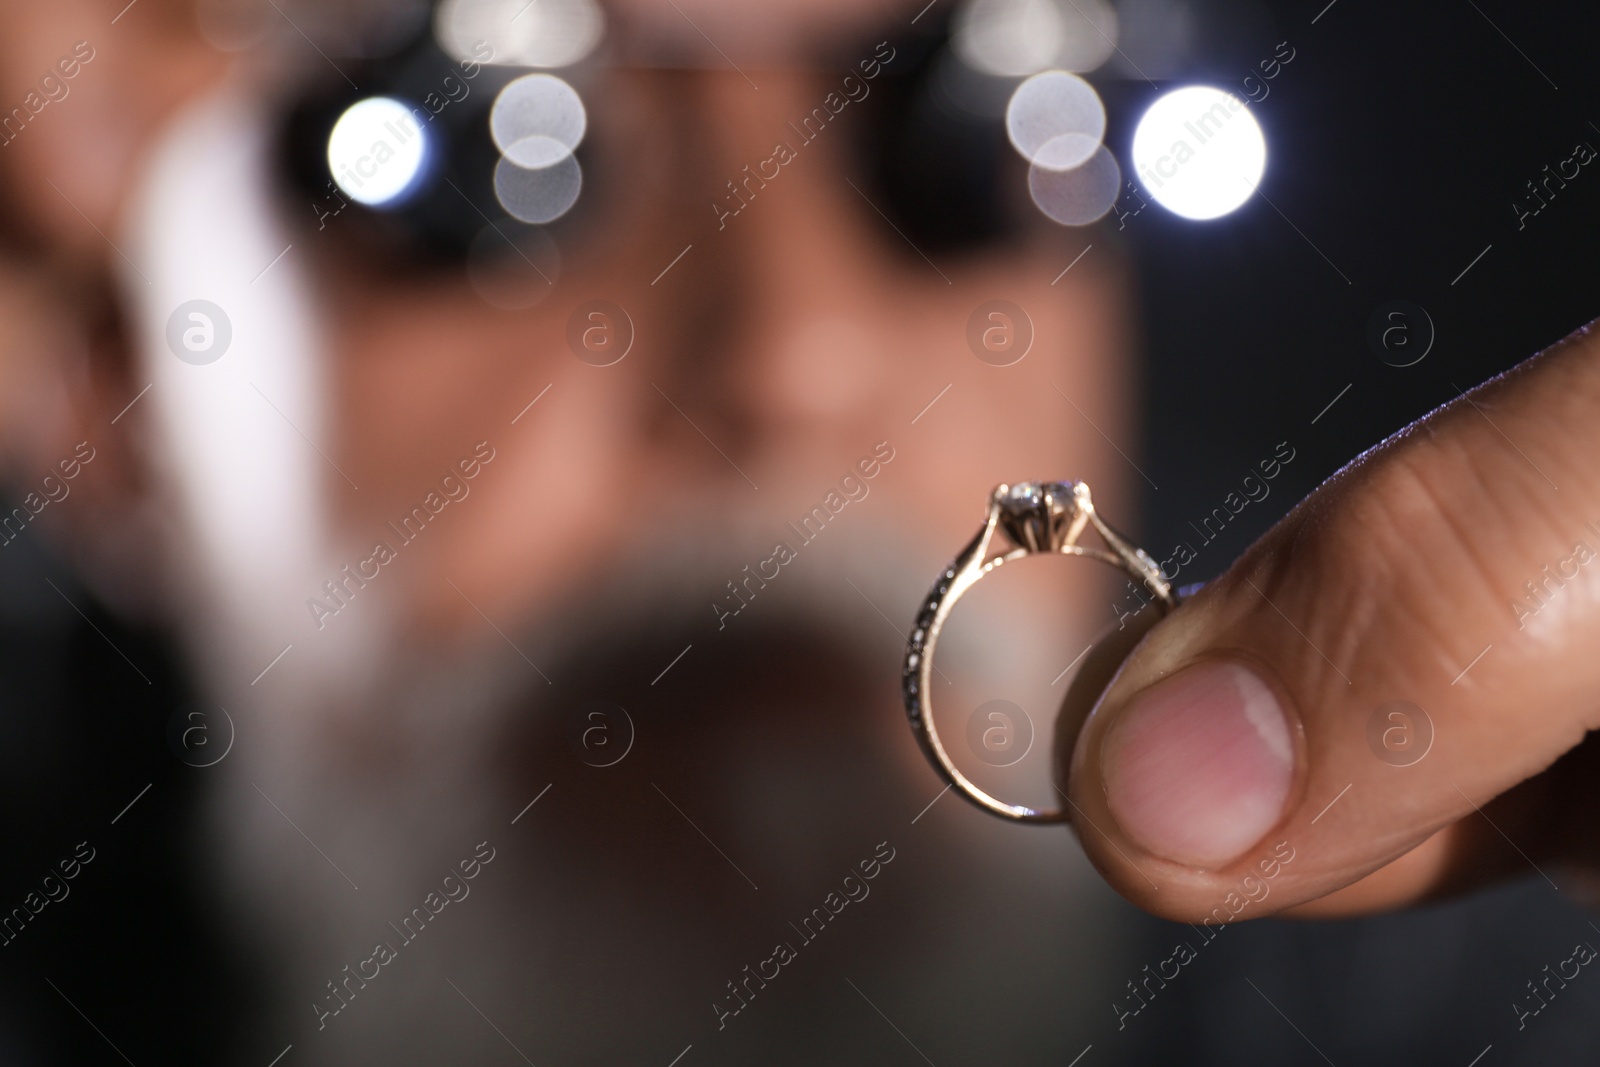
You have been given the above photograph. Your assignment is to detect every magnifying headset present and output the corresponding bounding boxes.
[273,0,1028,291]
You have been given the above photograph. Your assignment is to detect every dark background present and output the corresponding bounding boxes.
[1120,1,1600,1063]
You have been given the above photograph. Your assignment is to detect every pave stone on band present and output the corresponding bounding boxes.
[901,481,1177,824]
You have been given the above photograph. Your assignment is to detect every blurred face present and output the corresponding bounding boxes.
[0,0,1140,1061]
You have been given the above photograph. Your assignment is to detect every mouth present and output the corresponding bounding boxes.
[479,515,928,756]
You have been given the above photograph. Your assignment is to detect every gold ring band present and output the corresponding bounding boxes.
[901,481,1176,823]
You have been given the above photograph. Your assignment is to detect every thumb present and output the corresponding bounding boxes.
[1065,321,1600,921]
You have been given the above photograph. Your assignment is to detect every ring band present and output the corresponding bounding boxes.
[901,481,1176,824]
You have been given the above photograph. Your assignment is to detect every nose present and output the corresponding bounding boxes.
[657,73,903,456]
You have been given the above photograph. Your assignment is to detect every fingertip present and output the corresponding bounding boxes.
[1097,657,1298,870]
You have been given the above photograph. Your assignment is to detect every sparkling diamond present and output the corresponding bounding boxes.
[997,480,1079,550]
[1000,481,1044,515]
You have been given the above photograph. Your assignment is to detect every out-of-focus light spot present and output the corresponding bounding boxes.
[435,0,604,69]
[1054,0,1118,73]
[490,74,587,169]
[494,154,583,223]
[326,97,429,207]
[1028,145,1121,225]
[954,0,1118,77]
[1131,85,1265,220]
[1006,70,1105,171]
[953,0,1064,78]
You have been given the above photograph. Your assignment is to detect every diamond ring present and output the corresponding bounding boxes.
[901,481,1177,823]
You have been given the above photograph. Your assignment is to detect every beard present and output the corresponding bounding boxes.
[189,511,1126,1065]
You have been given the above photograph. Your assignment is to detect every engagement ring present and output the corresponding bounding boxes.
[902,481,1177,823]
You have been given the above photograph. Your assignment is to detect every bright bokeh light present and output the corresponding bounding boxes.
[1006,70,1105,171]
[954,0,1064,78]
[1130,85,1265,220]
[494,154,583,224]
[326,97,429,207]
[490,74,587,169]
[435,0,604,69]
[953,0,1117,77]
[1029,145,1122,225]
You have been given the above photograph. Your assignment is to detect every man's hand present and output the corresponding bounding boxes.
[1064,320,1600,921]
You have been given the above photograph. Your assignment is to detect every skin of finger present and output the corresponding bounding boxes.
[1062,323,1600,922]
[1052,602,1166,814]
[1282,762,1563,918]
[1288,724,1600,917]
